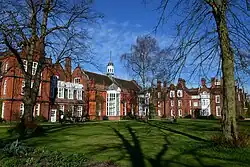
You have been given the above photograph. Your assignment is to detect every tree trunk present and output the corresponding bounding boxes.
[213,6,238,141]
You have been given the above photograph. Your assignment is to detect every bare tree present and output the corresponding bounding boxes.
[121,35,172,120]
[152,0,250,142]
[0,0,100,127]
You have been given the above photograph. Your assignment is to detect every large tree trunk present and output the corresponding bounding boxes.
[213,3,238,141]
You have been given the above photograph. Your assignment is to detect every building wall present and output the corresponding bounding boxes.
[155,78,246,118]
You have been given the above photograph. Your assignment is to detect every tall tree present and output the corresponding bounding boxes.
[0,0,100,127]
[121,35,172,119]
[152,0,250,142]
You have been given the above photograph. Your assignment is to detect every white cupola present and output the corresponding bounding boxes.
[107,51,114,76]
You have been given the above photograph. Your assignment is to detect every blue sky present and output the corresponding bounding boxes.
[83,0,250,92]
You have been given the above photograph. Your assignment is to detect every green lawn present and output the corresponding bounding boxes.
[1,119,250,167]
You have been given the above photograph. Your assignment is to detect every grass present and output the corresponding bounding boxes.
[1,119,250,167]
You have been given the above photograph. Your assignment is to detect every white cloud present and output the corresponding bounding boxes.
[85,20,173,79]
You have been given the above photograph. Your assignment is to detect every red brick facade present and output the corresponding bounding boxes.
[0,53,141,122]
[151,78,247,118]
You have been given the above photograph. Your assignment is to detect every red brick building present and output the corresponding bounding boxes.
[150,78,247,118]
[0,52,141,122]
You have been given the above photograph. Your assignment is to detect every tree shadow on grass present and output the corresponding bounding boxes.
[110,123,248,167]
[147,121,209,142]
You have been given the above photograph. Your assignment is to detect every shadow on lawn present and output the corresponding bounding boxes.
[147,121,209,142]
[111,125,213,167]
[110,123,250,167]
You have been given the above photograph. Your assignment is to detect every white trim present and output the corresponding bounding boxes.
[216,106,221,116]
[170,100,174,106]
[3,79,7,95]
[170,90,175,98]
[1,102,5,118]
[20,103,24,116]
[34,104,40,116]
[171,109,174,116]
[178,100,181,107]
[215,95,220,103]
[23,60,27,72]
[178,109,182,116]
[77,106,83,117]
[177,90,183,97]
[4,63,8,73]
[74,77,81,84]
[32,62,38,75]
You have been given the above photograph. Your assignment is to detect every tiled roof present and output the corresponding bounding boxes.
[186,88,199,95]
[83,70,140,91]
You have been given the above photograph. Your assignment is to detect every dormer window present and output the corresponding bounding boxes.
[170,90,175,98]
[177,90,183,97]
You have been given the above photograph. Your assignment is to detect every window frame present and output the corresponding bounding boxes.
[32,62,38,75]
[23,60,27,72]
[170,90,175,98]
[216,106,221,116]
[215,95,220,103]
[74,77,81,84]
[20,103,24,116]
[3,79,7,95]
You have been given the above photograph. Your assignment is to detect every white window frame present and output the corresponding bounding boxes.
[32,62,38,75]
[21,80,25,95]
[4,63,8,73]
[1,102,5,118]
[170,90,175,98]
[68,88,73,99]
[178,109,182,116]
[177,90,183,97]
[170,100,174,107]
[189,100,192,107]
[106,91,120,116]
[216,106,221,116]
[76,89,82,100]
[178,100,181,107]
[215,95,220,103]
[158,92,161,99]
[77,106,83,117]
[20,103,24,116]
[38,83,42,96]
[171,109,174,116]
[58,87,64,98]
[3,79,7,95]
[31,81,34,88]
[74,78,81,84]
[124,102,127,116]
[34,104,40,116]
[193,102,198,107]
[59,105,64,113]
[23,60,27,72]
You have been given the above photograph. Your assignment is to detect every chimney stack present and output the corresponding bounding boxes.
[65,57,72,82]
